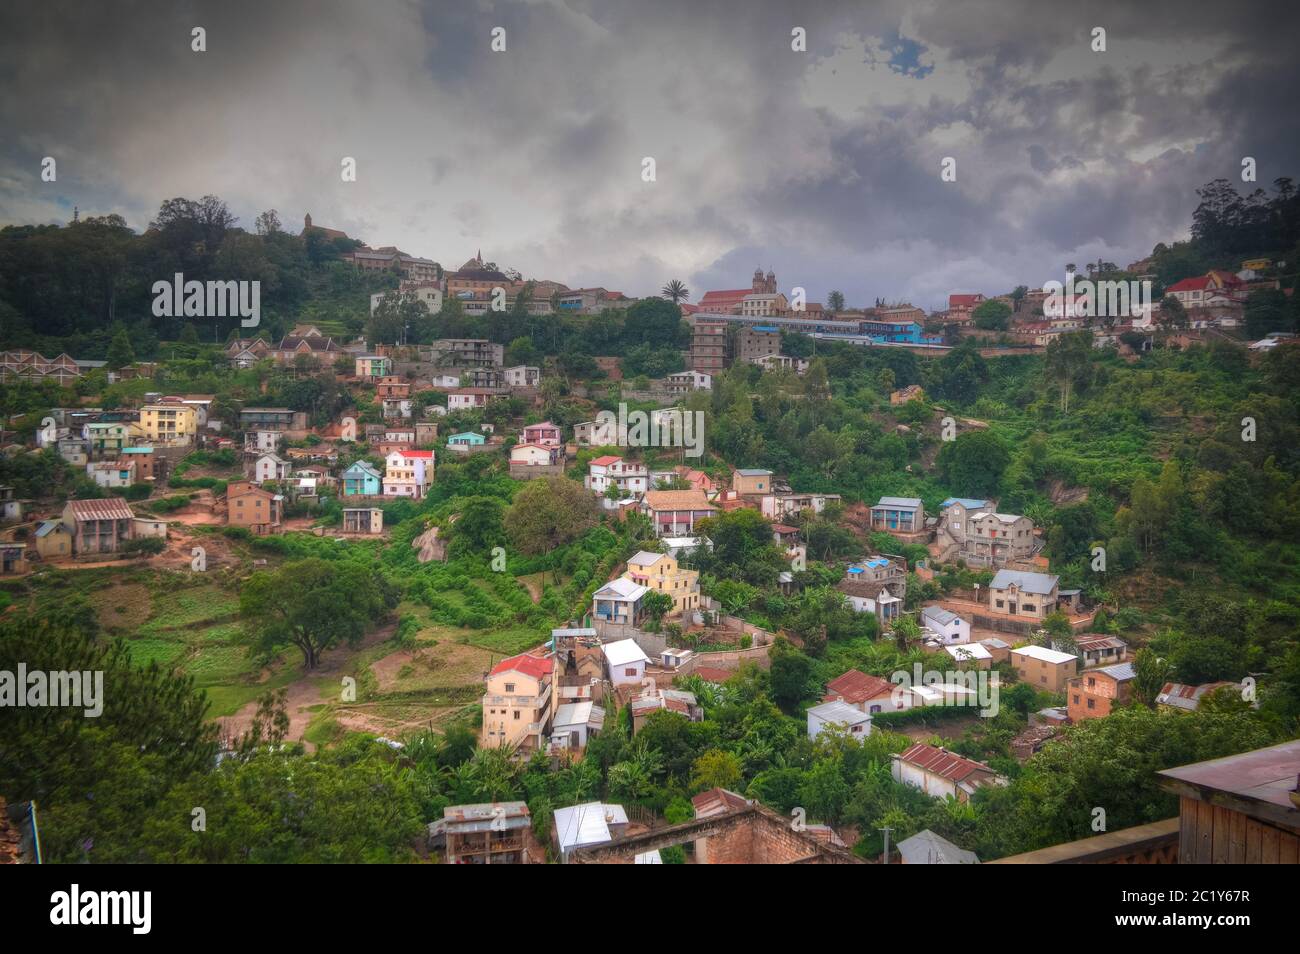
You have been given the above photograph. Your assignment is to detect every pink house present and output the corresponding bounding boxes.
[521,421,562,446]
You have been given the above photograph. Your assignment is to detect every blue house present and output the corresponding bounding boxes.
[870,496,924,533]
[447,431,486,447]
[341,461,382,496]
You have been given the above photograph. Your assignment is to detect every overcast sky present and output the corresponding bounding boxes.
[2,0,1298,310]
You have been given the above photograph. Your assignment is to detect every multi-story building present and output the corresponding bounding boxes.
[226,480,283,534]
[1068,662,1134,721]
[935,498,1037,567]
[988,569,1060,621]
[736,325,782,364]
[355,355,391,380]
[86,459,136,489]
[504,365,541,388]
[442,802,535,864]
[481,653,553,753]
[585,456,648,496]
[84,420,143,458]
[424,338,504,367]
[1011,644,1078,692]
[62,498,135,555]
[239,407,303,432]
[139,404,198,446]
[623,550,700,617]
[383,449,434,498]
[690,319,730,374]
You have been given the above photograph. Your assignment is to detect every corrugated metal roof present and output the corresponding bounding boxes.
[65,498,134,521]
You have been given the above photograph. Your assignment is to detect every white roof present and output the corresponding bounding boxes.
[1012,644,1077,665]
[593,578,648,600]
[603,639,650,667]
[628,550,669,566]
[553,701,604,729]
[634,850,664,864]
[553,802,628,854]
[808,700,872,725]
[909,683,979,704]
[897,829,979,864]
[945,643,992,661]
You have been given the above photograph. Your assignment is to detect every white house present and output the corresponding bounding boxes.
[892,743,1005,804]
[944,642,992,667]
[245,429,279,454]
[86,460,135,489]
[592,578,648,628]
[252,452,291,484]
[551,701,605,750]
[553,802,629,862]
[504,365,540,388]
[383,449,435,498]
[585,455,649,495]
[806,700,872,741]
[602,638,650,686]
[509,443,561,467]
[664,370,712,393]
[446,388,496,411]
[921,606,970,644]
[430,373,461,388]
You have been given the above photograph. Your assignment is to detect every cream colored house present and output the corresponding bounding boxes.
[481,653,553,753]
[139,404,198,445]
[623,550,700,617]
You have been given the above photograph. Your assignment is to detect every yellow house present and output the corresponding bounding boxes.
[624,550,700,617]
[481,653,553,753]
[139,404,198,445]
[1241,258,1270,272]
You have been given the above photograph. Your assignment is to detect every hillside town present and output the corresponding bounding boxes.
[3,1,1300,882]
[3,193,1299,868]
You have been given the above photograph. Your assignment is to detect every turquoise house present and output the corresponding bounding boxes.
[447,431,486,447]
[341,461,382,496]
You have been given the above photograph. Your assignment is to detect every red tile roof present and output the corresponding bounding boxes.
[490,653,551,680]
[589,455,622,467]
[948,294,984,309]
[824,669,895,704]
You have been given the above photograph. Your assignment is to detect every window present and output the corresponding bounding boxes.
[1087,699,1095,710]
[504,683,514,693]
[513,711,520,720]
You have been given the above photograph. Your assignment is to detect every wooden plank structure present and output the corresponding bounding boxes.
[1159,740,1300,864]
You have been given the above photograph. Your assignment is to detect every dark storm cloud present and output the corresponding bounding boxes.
[1,0,1297,309]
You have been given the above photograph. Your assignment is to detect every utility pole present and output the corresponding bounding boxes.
[879,825,893,864]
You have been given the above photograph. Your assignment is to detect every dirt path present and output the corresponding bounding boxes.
[215,621,398,752]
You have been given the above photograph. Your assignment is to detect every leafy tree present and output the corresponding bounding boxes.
[106,328,135,370]
[936,430,1010,498]
[690,749,743,793]
[239,558,398,669]
[972,299,1011,330]
[503,477,598,578]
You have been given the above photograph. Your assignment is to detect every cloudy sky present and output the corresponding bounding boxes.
[3,0,1298,310]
